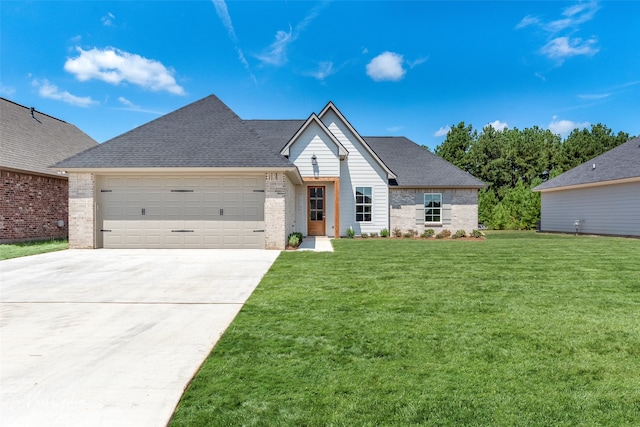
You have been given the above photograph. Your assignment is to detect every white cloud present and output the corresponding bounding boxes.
[257,26,294,66]
[211,0,255,83]
[540,36,598,61]
[408,57,428,68]
[386,125,404,133]
[515,15,540,29]
[101,12,115,26]
[117,96,137,108]
[517,2,600,64]
[0,84,16,97]
[32,79,98,107]
[309,61,334,80]
[433,126,450,137]
[577,93,610,100]
[548,116,589,136]
[64,47,185,95]
[487,120,508,131]
[256,2,328,67]
[366,52,406,82]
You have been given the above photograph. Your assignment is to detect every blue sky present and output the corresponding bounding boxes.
[1,1,638,150]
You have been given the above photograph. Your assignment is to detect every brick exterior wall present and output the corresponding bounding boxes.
[264,172,288,249]
[390,188,478,234]
[0,169,68,243]
[68,173,95,249]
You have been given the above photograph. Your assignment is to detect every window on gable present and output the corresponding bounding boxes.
[356,187,372,222]
[424,193,442,223]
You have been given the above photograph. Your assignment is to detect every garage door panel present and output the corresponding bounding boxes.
[100,175,266,248]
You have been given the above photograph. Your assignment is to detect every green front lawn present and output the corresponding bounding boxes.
[0,239,68,260]
[171,232,640,426]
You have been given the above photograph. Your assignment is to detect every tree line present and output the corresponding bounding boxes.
[434,123,632,230]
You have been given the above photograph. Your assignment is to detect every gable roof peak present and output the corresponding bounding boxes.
[279,112,348,159]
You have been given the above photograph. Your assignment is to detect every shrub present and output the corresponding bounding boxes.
[287,232,303,245]
[392,228,402,238]
[361,232,369,239]
[436,229,451,239]
[380,228,389,238]
[403,232,413,238]
[471,229,485,238]
[369,232,378,238]
[346,226,355,238]
[288,235,300,247]
[421,229,435,238]
[452,229,466,239]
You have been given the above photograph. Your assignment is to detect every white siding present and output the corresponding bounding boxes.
[541,181,640,236]
[322,110,389,235]
[289,123,340,178]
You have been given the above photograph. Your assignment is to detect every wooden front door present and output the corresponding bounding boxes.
[308,186,325,236]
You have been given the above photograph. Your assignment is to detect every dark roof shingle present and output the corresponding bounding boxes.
[0,97,97,176]
[365,137,486,187]
[533,136,640,191]
[54,95,293,169]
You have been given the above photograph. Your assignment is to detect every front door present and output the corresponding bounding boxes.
[308,186,325,236]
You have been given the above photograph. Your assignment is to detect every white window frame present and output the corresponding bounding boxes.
[355,187,372,222]
[424,193,442,223]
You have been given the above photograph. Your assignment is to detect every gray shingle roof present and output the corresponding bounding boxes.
[0,97,97,177]
[533,136,640,191]
[244,119,305,152]
[50,94,485,188]
[54,95,293,169]
[365,137,486,188]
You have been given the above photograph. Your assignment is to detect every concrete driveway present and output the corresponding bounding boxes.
[0,249,279,427]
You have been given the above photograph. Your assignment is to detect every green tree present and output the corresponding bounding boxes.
[555,124,630,171]
[434,122,476,168]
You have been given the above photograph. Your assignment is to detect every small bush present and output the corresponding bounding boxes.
[369,232,378,238]
[361,232,369,239]
[471,229,485,238]
[288,235,300,247]
[380,228,389,238]
[452,229,466,239]
[287,232,303,247]
[346,226,355,238]
[421,229,435,238]
[393,228,402,238]
[436,229,451,239]
[403,232,413,238]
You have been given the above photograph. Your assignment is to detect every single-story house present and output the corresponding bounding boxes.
[533,136,640,237]
[0,97,98,243]
[54,95,485,249]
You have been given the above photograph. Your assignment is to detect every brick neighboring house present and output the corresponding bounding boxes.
[0,98,98,243]
[54,94,485,249]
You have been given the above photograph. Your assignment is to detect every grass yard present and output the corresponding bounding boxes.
[0,239,68,260]
[171,232,640,426]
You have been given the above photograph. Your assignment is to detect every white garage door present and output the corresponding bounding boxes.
[99,176,265,249]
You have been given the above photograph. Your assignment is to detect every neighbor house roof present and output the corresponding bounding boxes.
[0,97,97,177]
[54,95,293,169]
[533,136,640,191]
[365,137,486,188]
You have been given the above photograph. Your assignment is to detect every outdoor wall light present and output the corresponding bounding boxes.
[311,154,317,166]
[57,220,65,228]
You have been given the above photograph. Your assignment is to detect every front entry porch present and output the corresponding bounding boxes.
[299,177,340,239]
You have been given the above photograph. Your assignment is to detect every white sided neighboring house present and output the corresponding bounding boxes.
[53,95,485,249]
[533,136,640,237]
